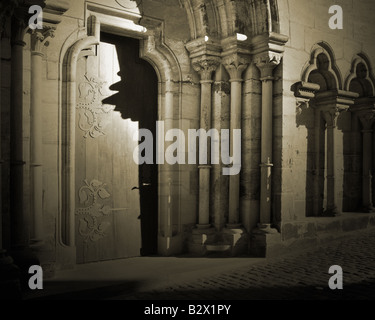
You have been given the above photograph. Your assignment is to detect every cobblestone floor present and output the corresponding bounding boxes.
[115,228,375,300]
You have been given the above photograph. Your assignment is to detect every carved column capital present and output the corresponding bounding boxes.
[192,56,221,81]
[29,25,55,53]
[251,32,288,79]
[254,51,283,79]
[322,108,340,128]
[186,36,222,81]
[350,97,375,130]
[222,53,249,81]
[358,109,375,131]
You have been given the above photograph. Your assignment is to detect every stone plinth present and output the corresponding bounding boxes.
[250,229,282,258]
[188,227,216,256]
[223,228,249,256]
[158,234,183,256]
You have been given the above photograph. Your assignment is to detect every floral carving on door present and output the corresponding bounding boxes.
[75,179,113,243]
[76,73,114,139]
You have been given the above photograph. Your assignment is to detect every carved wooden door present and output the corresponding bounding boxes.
[74,41,141,264]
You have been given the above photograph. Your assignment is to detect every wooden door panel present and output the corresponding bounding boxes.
[75,42,141,264]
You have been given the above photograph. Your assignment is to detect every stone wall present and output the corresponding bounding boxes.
[278,0,375,238]
[28,0,200,267]
[3,0,374,268]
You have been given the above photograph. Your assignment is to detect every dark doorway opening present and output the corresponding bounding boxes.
[101,33,158,256]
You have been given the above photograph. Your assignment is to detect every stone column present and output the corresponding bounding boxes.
[185,38,221,233]
[29,27,55,247]
[0,2,30,299]
[211,66,230,231]
[164,82,175,237]
[194,58,219,228]
[314,109,322,216]
[223,55,248,228]
[358,111,375,212]
[315,90,358,216]
[254,53,282,232]
[10,16,27,249]
[322,109,340,215]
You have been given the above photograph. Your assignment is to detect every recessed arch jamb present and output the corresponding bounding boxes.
[60,9,184,256]
[62,35,99,247]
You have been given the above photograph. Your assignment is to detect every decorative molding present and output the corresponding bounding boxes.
[75,179,112,243]
[292,81,320,100]
[76,73,114,139]
[314,89,359,111]
[251,32,289,56]
[44,0,71,25]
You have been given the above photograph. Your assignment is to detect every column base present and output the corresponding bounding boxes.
[223,227,249,256]
[249,226,282,257]
[257,223,279,234]
[158,234,183,256]
[188,227,215,256]
[323,208,341,217]
[0,250,22,300]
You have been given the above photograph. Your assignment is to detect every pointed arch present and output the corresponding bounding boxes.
[301,42,343,91]
[345,53,375,97]
[181,0,281,40]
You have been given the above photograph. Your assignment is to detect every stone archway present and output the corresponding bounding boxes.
[59,2,188,265]
[346,54,375,213]
[56,0,286,265]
